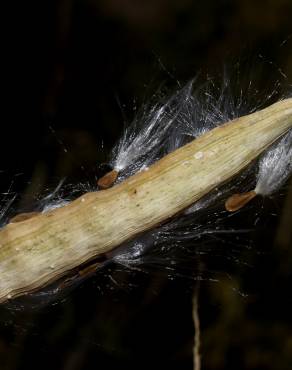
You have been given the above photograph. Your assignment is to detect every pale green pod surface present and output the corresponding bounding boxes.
[0,98,291,302]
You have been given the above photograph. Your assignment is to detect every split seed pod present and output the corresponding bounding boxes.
[0,98,291,302]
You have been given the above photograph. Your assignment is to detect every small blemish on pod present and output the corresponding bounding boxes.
[206,150,216,158]
[194,151,204,159]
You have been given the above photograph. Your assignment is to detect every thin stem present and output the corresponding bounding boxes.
[192,285,201,370]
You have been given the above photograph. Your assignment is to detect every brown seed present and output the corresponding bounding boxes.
[78,261,101,277]
[9,212,40,224]
[97,170,118,189]
[225,190,257,212]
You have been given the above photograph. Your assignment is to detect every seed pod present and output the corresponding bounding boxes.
[0,98,291,302]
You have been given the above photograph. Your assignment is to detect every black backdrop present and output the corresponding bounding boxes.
[1,1,292,369]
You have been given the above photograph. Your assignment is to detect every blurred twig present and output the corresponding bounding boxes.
[275,178,292,249]
[192,284,201,370]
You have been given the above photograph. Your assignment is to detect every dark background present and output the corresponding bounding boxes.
[1,0,292,369]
